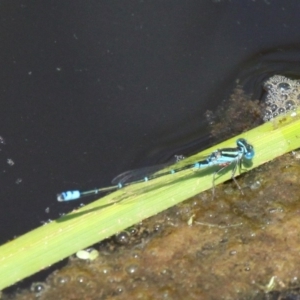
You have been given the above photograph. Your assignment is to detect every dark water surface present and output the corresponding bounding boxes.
[1,1,300,248]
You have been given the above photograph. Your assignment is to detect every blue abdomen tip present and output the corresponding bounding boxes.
[57,190,81,201]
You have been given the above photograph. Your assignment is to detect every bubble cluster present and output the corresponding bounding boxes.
[263,75,300,121]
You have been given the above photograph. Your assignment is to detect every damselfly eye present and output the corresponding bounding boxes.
[245,150,254,160]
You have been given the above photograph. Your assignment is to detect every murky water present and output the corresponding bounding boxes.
[2,0,300,296]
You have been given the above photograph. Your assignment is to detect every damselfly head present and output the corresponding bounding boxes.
[236,138,254,160]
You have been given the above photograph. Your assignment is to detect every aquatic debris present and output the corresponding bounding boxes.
[263,75,300,121]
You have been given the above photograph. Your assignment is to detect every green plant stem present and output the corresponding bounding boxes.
[1,111,300,289]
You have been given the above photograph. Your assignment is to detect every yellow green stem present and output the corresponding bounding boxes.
[0,110,300,289]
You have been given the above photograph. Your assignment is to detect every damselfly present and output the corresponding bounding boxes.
[57,138,254,202]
